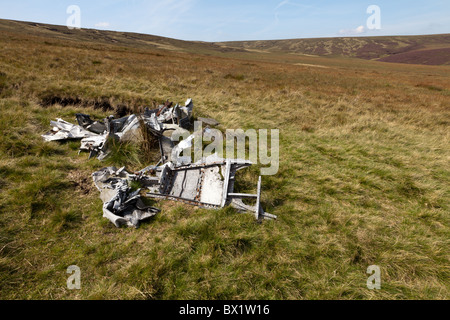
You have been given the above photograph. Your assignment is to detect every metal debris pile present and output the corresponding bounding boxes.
[42,99,194,160]
[42,98,276,228]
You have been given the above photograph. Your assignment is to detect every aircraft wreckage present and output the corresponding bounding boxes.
[42,98,276,228]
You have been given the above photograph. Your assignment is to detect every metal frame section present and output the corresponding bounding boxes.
[145,193,221,209]
[144,156,277,221]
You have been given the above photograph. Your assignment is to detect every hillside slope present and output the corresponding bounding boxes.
[1,19,449,65]
[0,19,244,55]
[216,34,450,65]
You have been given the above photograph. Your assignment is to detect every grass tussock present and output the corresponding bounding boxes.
[0,25,448,300]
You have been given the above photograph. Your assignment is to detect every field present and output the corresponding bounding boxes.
[0,19,449,300]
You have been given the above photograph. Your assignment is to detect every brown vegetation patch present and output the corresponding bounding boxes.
[415,83,444,91]
[40,95,114,111]
[377,48,450,65]
[68,170,94,195]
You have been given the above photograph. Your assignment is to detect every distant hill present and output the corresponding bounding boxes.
[1,19,449,66]
[0,19,244,55]
[216,34,450,66]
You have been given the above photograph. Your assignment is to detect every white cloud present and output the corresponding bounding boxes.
[339,25,366,35]
[95,22,110,28]
[355,25,365,34]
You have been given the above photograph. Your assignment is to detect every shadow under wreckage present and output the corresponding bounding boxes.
[42,98,277,228]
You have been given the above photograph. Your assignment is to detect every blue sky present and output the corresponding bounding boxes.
[0,0,449,41]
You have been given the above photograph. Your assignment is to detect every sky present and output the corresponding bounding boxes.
[0,0,449,41]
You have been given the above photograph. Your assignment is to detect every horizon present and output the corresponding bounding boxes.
[0,1,449,42]
[2,17,449,43]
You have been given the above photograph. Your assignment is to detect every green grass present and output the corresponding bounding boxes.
[0,22,449,300]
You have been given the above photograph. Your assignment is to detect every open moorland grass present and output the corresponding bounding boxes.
[0,24,449,299]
